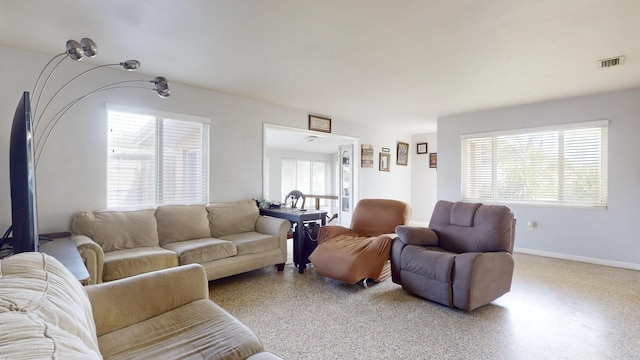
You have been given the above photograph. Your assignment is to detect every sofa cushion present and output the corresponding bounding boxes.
[162,238,238,265]
[219,232,279,256]
[72,209,159,252]
[97,299,266,360]
[156,204,211,246]
[0,253,101,358]
[207,200,259,237]
[103,247,179,282]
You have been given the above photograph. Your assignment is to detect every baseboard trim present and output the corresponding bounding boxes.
[514,247,640,271]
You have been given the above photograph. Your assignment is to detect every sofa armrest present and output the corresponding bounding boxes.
[85,263,209,337]
[256,216,290,251]
[72,234,104,285]
[394,225,438,246]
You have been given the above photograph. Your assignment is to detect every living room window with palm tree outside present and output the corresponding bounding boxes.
[461,120,608,208]
[106,105,210,208]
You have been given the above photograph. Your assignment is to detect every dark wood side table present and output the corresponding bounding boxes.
[39,235,90,285]
[259,208,327,274]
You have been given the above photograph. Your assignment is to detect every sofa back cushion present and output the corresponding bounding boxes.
[0,252,102,358]
[156,205,211,245]
[207,200,259,237]
[428,200,515,253]
[72,209,159,252]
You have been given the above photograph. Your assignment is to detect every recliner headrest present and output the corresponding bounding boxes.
[449,202,482,227]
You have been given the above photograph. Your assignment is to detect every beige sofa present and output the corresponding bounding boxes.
[71,199,290,284]
[0,252,282,359]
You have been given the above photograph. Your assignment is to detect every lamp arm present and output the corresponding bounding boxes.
[33,63,124,134]
[34,81,159,167]
[31,54,68,122]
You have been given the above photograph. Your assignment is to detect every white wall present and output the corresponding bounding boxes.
[410,132,437,225]
[437,88,640,268]
[0,45,414,234]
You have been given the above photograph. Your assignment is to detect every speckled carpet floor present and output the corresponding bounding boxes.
[208,249,639,360]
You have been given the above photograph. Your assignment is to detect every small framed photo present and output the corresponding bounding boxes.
[397,141,409,166]
[308,114,331,133]
[429,153,437,168]
[361,144,373,168]
[417,142,428,154]
[382,147,390,153]
[379,153,390,172]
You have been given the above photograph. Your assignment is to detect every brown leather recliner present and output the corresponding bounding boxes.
[308,199,411,285]
[391,200,516,311]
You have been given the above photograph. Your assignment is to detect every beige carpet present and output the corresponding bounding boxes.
[209,251,640,360]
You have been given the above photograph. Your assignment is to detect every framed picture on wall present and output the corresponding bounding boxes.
[361,144,374,168]
[417,142,428,154]
[379,153,390,172]
[308,114,332,133]
[429,153,437,168]
[397,141,409,165]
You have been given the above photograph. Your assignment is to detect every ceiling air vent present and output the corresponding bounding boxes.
[599,55,625,68]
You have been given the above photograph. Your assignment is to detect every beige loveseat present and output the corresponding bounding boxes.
[71,199,290,284]
[0,252,282,359]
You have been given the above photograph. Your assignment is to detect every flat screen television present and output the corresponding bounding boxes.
[8,91,39,253]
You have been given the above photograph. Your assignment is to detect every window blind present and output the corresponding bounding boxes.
[107,106,210,208]
[461,121,608,208]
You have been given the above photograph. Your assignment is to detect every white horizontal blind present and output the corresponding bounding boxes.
[107,107,210,208]
[461,121,608,208]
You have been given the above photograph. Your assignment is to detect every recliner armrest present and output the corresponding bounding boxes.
[317,225,356,245]
[451,252,514,311]
[394,225,438,246]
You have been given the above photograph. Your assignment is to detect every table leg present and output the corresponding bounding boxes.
[294,220,306,274]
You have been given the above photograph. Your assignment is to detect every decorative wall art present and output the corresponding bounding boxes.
[382,147,390,153]
[429,153,437,168]
[361,144,373,168]
[397,141,409,166]
[379,152,390,172]
[417,142,428,154]
[308,114,332,133]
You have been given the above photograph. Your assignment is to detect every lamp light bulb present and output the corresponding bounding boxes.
[120,60,140,70]
[65,40,84,61]
[80,38,97,58]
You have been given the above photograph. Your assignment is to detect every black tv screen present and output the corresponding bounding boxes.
[9,91,39,253]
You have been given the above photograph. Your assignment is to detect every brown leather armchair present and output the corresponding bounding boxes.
[308,199,410,285]
[391,200,516,311]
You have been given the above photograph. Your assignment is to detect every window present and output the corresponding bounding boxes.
[281,159,329,207]
[461,120,608,208]
[107,105,210,208]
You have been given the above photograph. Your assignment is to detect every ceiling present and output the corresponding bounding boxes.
[1,1,639,133]
[265,125,357,154]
